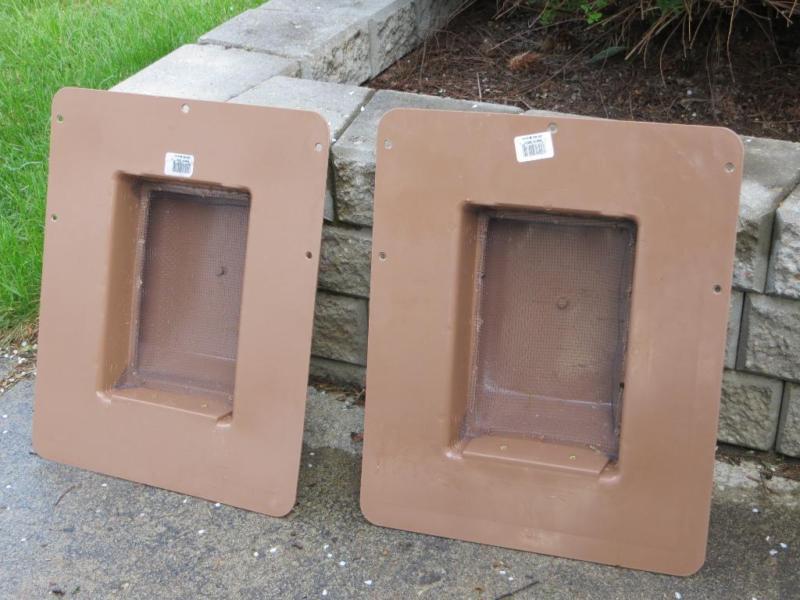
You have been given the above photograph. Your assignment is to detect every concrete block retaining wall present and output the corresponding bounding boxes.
[111,1,800,457]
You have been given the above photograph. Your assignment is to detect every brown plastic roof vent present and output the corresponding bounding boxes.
[466,211,635,458]
[361,109,743,575]
[34,88,330,515]
[117,183,250,402]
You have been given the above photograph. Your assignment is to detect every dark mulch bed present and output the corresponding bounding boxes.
[370,2,800,141]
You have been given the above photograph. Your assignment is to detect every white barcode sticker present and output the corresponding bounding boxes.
[513,131,554,163]
[164,152,194,177]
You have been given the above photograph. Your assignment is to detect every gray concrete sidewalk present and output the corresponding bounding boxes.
[1,379,798,599]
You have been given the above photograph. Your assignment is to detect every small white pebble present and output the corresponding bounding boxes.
[499,570,506,575]
[139,512,145,517]
[253,551,259,557]
[270,547,278,554]
[308,463,313,468]
[360,106,365,112]
[2,415,7,419]
[323,544,329,550]
[339,560,346,567]
[20,538,26,542]
[322,591,328,597]
[508,577,514,581]
[5,484,11,489]
[2,430,7,434]
[198,529,206,535]
[752,507,760,513]
[214,503,221,508]
[675,593,682,600]
[182,498,188,504]
[766,536,771,541]
[364,580,373,586]
[769,549,778,556]
[327,553,333,558]
[101,483,107,488]
[780,542,788,549]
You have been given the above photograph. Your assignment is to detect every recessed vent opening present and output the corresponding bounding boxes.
[465,211,636,458]
[116,182,250,402]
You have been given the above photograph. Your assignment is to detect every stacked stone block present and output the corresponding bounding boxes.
[199,0,454,84]
[721,139,800,455]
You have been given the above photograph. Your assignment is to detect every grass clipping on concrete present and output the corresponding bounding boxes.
[0,0,263,342]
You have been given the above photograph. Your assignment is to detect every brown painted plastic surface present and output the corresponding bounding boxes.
[361,109,743,575]
[34,88,330,516]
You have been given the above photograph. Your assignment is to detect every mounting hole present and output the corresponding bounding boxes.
[50,214,58,222]
[713,284,722,294]
[548,122,558,133]
[56,114,64,123]
[314,143,323,152]
[180,103,190,114]
[305,251,313,259]
[384,139,393,150]
[724,162,735,173]
[378,251,387,261]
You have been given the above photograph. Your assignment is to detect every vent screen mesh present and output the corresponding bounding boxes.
[120,186,250,399]
[466,212,635,457]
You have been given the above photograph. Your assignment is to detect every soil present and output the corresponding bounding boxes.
[717,443,800,483]
[370,1,800,141]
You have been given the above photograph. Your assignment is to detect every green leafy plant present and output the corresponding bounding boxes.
[538,0,610,25]
[582,0,610,24]
[505,0,799,58]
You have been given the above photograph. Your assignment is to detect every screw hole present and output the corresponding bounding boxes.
[50,214,58,221]
[724,162,735,173]
[180,104,190,114]
[548,122,558,133]
[384,139,393,150]
[378,251,387,261]
[56,114,64,123]
[713,284,722,294]
[305,251,313,259]
[314,143,323,152]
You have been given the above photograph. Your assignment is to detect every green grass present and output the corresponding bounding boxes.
[0,0,264,341]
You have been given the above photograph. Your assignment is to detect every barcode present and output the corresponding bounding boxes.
[164,152,194,177]
[521,137,546,158]
[171,157,192,174]
[513,132,554,163]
